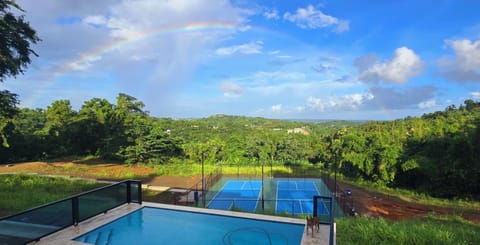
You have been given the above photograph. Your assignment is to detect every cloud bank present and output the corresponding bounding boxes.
[356,47,423,84]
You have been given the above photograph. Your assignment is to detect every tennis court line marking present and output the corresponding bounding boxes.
[253,183,261,212]
[299,199,304,214]
[207,181,229,209]
[275,180,279,213]
[207,180,261,212]
[275,180,322,215]
[207,180,250,209]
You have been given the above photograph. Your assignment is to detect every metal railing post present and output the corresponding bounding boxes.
[72,197,79,226]
[137,180,143,204]
[126,181,132,204]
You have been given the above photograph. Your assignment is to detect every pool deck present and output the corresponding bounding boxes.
[32,202,335,245]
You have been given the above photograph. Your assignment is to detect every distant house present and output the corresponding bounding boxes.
[287,127,310,136]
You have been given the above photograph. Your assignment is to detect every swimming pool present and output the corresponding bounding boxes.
[74,207,304,245]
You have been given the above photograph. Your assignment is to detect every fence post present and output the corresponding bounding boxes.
[292,200,294,216]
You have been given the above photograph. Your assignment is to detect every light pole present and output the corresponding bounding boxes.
[334,155,337,198]
[201,152,205,207]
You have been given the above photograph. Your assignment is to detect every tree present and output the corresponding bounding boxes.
[44,100,76,155]
[120,127,184,164]
[0,90,18,147]
[1,0,40,82]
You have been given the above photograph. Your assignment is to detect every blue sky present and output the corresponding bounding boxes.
[2,0,480,120]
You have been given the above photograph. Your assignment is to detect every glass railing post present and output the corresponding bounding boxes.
[330,197,334,245]
[137,181,143,204]
[72,197,79,226]
[126,181,132,204]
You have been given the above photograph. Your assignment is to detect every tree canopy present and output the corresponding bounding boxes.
[0,92,479,200]
[1,0,40,82]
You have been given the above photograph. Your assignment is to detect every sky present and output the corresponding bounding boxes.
[2,0,480,120]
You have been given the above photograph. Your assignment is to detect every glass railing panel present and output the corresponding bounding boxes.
[314,196,333,224]
[130,181,140,203]
[0,199,72,243]
[78,183,127,222]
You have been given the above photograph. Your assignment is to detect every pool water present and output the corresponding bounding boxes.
[74,207,304,245]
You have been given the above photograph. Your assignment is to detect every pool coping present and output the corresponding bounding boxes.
[31,202,335,245]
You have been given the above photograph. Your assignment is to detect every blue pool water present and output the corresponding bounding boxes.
[74,207,304,245]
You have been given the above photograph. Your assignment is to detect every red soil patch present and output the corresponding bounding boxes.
[335,180,480,223]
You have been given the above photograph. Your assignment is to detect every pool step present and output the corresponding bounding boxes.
[81,229,112,245]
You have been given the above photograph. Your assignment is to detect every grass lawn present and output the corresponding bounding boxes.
[0,174,106,217]
[336,216,480,245]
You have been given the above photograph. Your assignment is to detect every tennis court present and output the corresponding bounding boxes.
[276,180,329,215]
[207,180,261,212]
[205,178,333,216]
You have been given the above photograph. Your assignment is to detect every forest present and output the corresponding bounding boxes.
[1,91,479,200]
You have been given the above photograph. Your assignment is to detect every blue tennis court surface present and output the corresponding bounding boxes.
[207,181,261,212]
[276,180,328,215]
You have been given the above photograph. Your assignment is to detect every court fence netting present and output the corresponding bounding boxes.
[167,164,355,218]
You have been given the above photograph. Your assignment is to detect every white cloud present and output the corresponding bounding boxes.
[271,104,282,112]
[215,41,263,56]
[253,71,306,84]
[439,39,480,82]
[471,91,480,99]
[356,47,423,84]
[264,9,280,20]
[418,99,437,109]
[82,15,107,26]
[220,81,243,97]
[336,20,350,33]
[283,5,349,32]
[238,25,251,32]
[307,92,374,112]
[269,50,280,55]
[12,0,249,113]
[295,106,305,112]
[448,39,480,70]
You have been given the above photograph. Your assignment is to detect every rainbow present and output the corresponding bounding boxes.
[57,21,240,77]
[23,22,241,106]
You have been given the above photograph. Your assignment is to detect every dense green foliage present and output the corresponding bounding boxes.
[0,174,105,217]
[0,0,40,82]
[332,100,480,198]
[1,0,39,149]
[336,216,480,245]
[1,93,479,200]
[0,90,18,147]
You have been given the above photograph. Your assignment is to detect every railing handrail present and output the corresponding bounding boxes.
[0,179,141,221]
